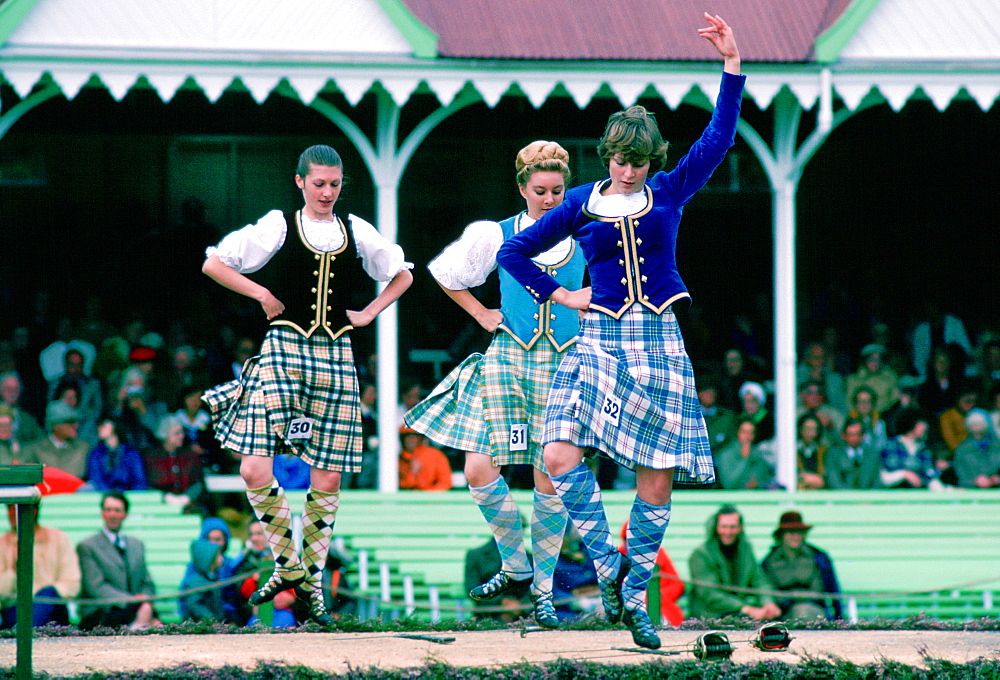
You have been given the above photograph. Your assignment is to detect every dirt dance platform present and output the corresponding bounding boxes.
[3,628,999,676]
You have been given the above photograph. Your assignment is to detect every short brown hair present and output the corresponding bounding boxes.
[597,105,669,172]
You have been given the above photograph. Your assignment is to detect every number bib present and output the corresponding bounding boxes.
[600,394,622,428]
[287,417,315,440]
[509,423,528,452]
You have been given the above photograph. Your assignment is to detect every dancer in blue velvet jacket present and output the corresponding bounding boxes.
[497,13,745,649]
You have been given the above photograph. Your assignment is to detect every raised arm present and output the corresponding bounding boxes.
[698,13,741,75]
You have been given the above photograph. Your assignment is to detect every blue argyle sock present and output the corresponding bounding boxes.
[530,490,568,596]
[550,462,620,582]
[469,476,532,578]
[621,496,671,611]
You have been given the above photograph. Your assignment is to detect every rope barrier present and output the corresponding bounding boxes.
[30,564,1000,616]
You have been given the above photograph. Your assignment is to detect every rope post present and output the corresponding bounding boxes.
[1,463,43,680]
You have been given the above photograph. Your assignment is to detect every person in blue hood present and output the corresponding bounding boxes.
[178,517,240,622]
[179,538,225,622]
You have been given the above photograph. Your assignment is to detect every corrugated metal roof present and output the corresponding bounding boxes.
[840,0,1000,60]
[401,0,852,63]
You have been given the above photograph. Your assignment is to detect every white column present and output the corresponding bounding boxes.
[773,178,798,492]
[376,181,401,493]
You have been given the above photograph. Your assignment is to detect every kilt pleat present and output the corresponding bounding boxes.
[543,305,715,484]
[404,354,490,455]
[405,331,566,471]
[203,327,362,472]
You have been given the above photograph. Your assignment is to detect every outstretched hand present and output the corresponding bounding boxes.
[698,13,740,72]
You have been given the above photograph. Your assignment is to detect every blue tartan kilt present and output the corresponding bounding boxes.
[404,353,491,456]
[543,305,715,484]
[203,326,362,472]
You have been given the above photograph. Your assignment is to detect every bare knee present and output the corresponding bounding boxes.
[635,466,674,505]
[310,468,342,493]
[544,442,584,477]
[240,454,274,489]
[464,452,500,488]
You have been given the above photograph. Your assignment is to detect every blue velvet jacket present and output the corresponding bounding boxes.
[497,72,745,318]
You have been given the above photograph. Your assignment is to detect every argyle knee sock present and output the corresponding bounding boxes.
[246,478,304,577]
[550,462,620,582]
[530,490,568,597]
[469,476,532,578]
[621,496,671,611]
[299,487,341,592]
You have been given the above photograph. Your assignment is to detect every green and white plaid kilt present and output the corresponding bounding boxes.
[543,305,715,484]
[404,332,565,471]
[203,326,362,472]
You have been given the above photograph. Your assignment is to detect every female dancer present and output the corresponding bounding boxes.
[497,14,744,648]
[406,141,586,628]
[202,144,413,624]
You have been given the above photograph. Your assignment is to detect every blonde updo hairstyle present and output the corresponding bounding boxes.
[515,140,571,187]
[597,105,669,173]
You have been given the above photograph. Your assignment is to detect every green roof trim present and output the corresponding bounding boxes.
[814,0,881,64]
[375,0,437,59]
[0,0,40,47]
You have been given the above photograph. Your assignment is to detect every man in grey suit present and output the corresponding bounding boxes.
[76,491,158,629]
[824,418,882,489]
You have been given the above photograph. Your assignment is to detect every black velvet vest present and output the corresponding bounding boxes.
[248,211,366,339]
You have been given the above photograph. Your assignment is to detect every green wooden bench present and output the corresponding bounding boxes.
[318,489,1000,622]
[35,489,1000,624]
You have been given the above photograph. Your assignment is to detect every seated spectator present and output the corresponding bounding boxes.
[109,365,165,452]
[796,341,847,411]
[86,419,149,491]
[880,408,942,490]
[760,511,842,621]
[917,346,959,420]
[0,372,44,445]
[718,348,761,412]
[687,505,780,621]
[797,379,844,449]
[738,381,774,442]
[846,344,899,413]
[179,517,241,623]
[618,520,684,627]
[953,409,1000,489]
[47,348,103,447]
[796,413,826,490]
[824,418,882,490]
[179,538,226,622]
[144,414,206,512]
[883,377,922,438]
[396,381,424,428]
[0,504,81,628]
[173,386,218,465]
[939,383,978,454]
[398,427,452,491]
[0,405,23,465]
[160,345,210,414]
[76,491,159,630]
[38,318,97,383]
[19,402,90,480]
[697,374,736,454]
[714,418,776,490]
[847,385,889,453]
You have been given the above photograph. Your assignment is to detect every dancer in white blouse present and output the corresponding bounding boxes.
[201,144,413,625]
